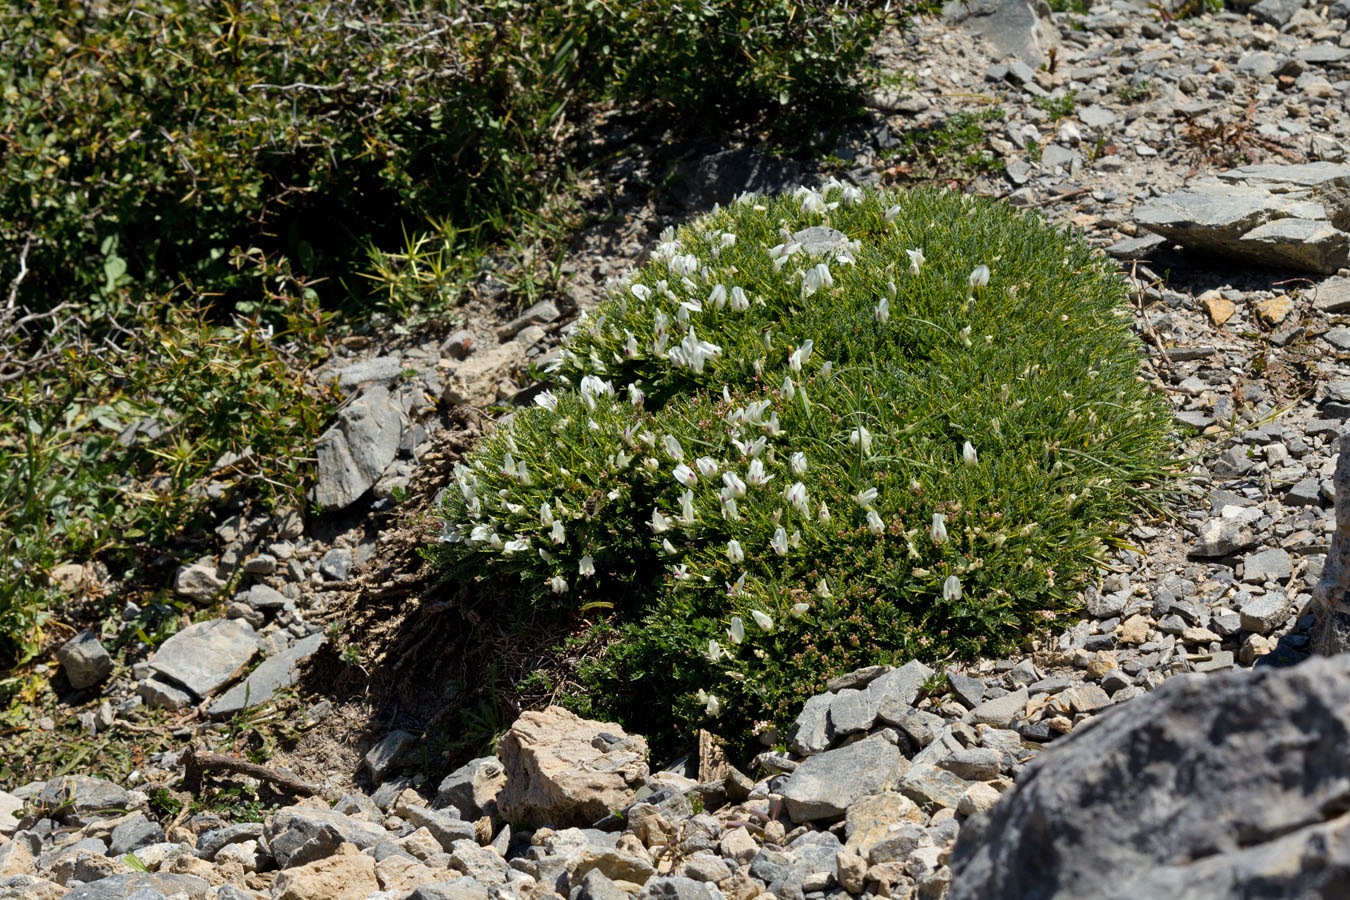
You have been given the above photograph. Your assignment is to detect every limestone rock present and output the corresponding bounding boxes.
[61,873,210,900]
[313,383,411,510]
[1135,164,1350,274]
[207,633,325,718]
[779,735,908,823]
[496,707,649,828]
[943,0,1059,66]
[148,618,260,699]
[174,562,224,600]
[35,776,143,826]
[271,849,379,900]
[263,807,388,869]
[950,656,1350,899]
[435,757,507,819]
[56,630,113,690]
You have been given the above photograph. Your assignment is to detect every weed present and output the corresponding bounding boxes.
[1033,91,1079,122]
[884,108,1006,183]
[1117,80,1157,104]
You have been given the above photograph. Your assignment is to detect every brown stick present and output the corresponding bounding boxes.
[182,749,323,799]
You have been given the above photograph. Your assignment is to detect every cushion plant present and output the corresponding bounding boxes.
[433,182,1174,750]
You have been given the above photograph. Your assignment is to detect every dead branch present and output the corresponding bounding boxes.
[182,749,324,798]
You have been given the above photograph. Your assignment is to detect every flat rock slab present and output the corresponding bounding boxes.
[943,0,1059,66]
[148,618,260,699]
[35,776,142,825]
[950,656,1350,900]
[313,383,412,510]
[208,633,325,718]
[780,735,908,823]
[264,806,389,868]
[1136,165,1350,273]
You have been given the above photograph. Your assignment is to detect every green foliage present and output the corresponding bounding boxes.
[1033,91,1079,122]
[1117,80,1156,104]
[889,109,1006,182]
[0,292,333,665]
[433,183,1175,752]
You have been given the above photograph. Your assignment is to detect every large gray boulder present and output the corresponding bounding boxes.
[1135,163,1350,274]
[943,0,1059,67]
[950,656,1350,900]
[263,806,388,868]
[207,633,325,718]
[779,735,908,823]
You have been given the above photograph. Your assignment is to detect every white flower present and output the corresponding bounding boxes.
[673,463,697,488]
[729,616,745,644]
[721,232,736,249]
[850,426,873,455]
[867,509,885,535]
[696,689,721,717]
[820,360,832,379]
[747,459,772,487]
[631,284,651,301]
[791,452,808,476]
[540,502,554,528]
[488,533,504,550]
[751,610,774,632]
[800,188,828,215]
[709,283,727,308]
[662,537,678,556]
[534,390,558,411]
[963,441,978,466]
[816,578,832,598]
[723,471,748,498]
[969,265,990,289]
[580,375,614,410]
[650,509,671,533]
[884,204,901,222]
[730,286,750,311]
[629,383,645,406]
[781,375,795,401]
[728,572,746,596]
[931,512,948,544]
[876,297,889,325]
[721,495,740,522]
[696,456,720,478]
[550,575,568,594]
[790,602,810,618]
[503,537,531,554]
[958,326,972,347]
[708,639,726,663]
[801,262,833,300]
[677,490,695,525]
[856,487,878,508]
[907,247,925,275]
[744,400,772,427]
[819,501,832,523]
[943,574,962,602]
[579,555,595,576]
[727,539,745,564]
[786,481,809,516]
[551,520,566,544]
[771,526,789,556]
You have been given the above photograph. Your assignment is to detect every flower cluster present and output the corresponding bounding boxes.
[432,181,1174,745]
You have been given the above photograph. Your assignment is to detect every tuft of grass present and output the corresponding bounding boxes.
[1034,91,1079,122]
[432,183,1177,752]
[886,109,1006,182]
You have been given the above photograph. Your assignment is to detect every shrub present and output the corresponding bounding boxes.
[433,182,1175,750]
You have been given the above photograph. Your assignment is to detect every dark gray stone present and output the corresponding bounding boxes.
[62,873,209,900]
[263,806,387,868]
[898,766,972,812]
[403,806,477,851]
[1250,0,1305,27]
[787,693,832,757]
[135,677,193,710]
[208,633,325,718]
[364,730,417,781]
[57,631,114,690]
[826,688,876,738]
[880,705,944,749]
[945,673,986,709]
[35,776,141,825]
[435,757,506,819]
[868,660,935,721]
[147,618,259,699]
[1240,593,1291,634]
[1192,518,1256,557]
[336,356,403,391]
[572,869,631,900]
[319,548,352,581]
[950,656,1350,900]
[404,880,492,900]
[668,149,803,210]
[109,814,163,856]
[195,822,264,860]
[937,748,1001,782]
[640,876,722,900]
[780,735,908,823]
[1242,548,1293,584]
[963,687,1028,728]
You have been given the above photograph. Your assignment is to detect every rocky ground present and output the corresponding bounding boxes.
[7,0,1350,896]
